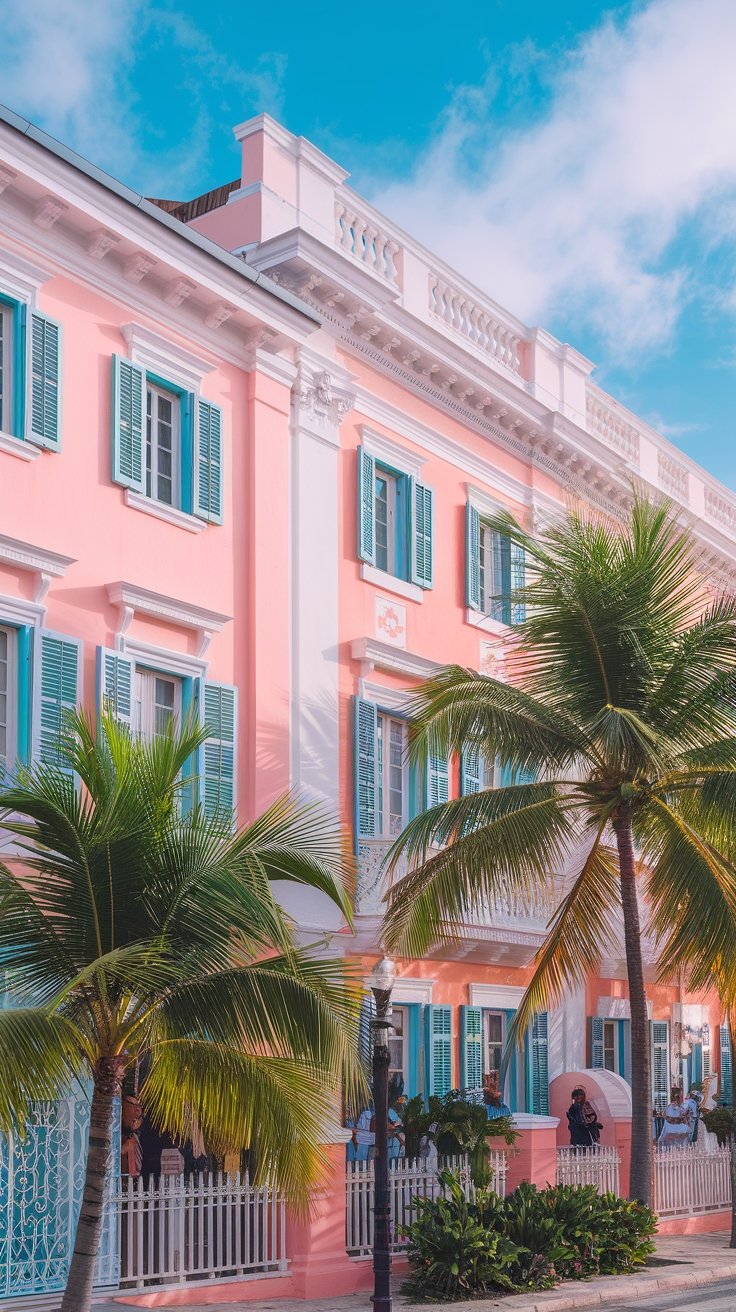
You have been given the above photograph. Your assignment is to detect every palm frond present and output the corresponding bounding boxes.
[0,1008,89,1130]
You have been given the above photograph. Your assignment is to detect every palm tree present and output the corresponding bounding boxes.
[382,497,736,1206]
[0,711,360,1312]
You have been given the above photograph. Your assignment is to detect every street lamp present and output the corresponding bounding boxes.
[370,955,397,1312]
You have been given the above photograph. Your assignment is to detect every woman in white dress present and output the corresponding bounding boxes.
[658,1086,692,1148]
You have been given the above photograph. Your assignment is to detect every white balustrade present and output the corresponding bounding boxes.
[429,274,521,374]
[705,485,736,534]
[585,395,640,464]
[335,199,400,285]
[346,1152,507,1257]
[653,1143,731,1218]
[555,1146,620,1195]
[113,1170,287,1289]
[657,450,689,503]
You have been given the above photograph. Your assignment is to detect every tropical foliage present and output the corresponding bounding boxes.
[401,1089,516,1184]
[0,710,361,1312]
[383,498,736,1205]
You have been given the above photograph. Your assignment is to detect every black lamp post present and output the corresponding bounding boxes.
[370,955,396,1312]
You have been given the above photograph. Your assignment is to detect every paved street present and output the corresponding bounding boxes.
[598,1280,736,1310]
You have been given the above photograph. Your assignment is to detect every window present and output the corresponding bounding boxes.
[133,668,181,740]
[0,301,13,434]
[485,1011,505,1081]
[603,1020,617,1072]
[467,504,525,623]
[389,1005,408,1088]
[146,383,179,507]
[0,626,16,774]
[357,446,433,588]
[377,713,407,836]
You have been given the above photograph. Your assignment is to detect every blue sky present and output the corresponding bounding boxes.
[3,0,736,488]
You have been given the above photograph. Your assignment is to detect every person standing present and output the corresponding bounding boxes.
[567,1086,602,1147]
[658,1087,691,1148]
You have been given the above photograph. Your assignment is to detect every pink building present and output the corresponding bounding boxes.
[0,106,732,1299]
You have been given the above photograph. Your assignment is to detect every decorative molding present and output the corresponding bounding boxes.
[358,424,427,480]
[0,165,18,194]
[469,983,526,1008]
[0,431,40,463]
[374,594,406,647]
[123,252,157,284]
[106,580,231,654]
[164,277,196,308]
[362,975,435,1006]
[361,564,423,604]
[33,196,68,230]
[204,301,234,329]
[125,490,207,534]
[0,247,53,305]
[87,229,119,261]
[0,590,47,629]
[597,997,631,1020]
[358,679,413,712]
[121,322,215,393]
[244,344,298,387]
[466,609,511,635]
[351,636,439,681]
[511,1114,560,1131]
[0,533,75,604]
[120,634,209,681]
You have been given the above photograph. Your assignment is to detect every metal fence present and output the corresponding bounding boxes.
[653,1144,731,1218]
[113,1170,287,1289]
[555,1146,621,1195]
[345,1152,507,1258]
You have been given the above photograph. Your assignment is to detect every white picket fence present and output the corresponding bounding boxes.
[556,1146,621,1196]
[653,1144,732,1218]
[345,1153,507,1257]
[113,1171,287,1289]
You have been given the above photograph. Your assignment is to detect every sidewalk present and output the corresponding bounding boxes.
[102,1231,736,1312]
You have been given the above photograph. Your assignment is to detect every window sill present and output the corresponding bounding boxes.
[125,491,206,534]
[465,609,510,634]
[361,563,424,603]
[0,431,40,463]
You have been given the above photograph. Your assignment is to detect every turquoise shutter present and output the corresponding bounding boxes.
[202,682,237,818]
[460,1005,483,1095]
[32,630,81,773]
[720,1024,732,1105]
[357,447,376,565]
[96,647,134,731]
[425,1004,453,1097]
[589,1016,605,1068]
[353,696,377,846]
[651,1021,670,1108]
[111,355,145,492]
[195,399,223,524]
[411,480,434,588]
[531,1012,549,1114]
[425,754,449,809]
[510,541,526,623]
[466,503,481,609]
[702,1023,711,1079]
[460,745,482,795]
[28,313,61,449]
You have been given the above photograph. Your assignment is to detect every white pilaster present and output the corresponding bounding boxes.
[548,985,586,1082]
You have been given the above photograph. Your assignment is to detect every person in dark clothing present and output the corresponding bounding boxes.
[567,1085,602,1147]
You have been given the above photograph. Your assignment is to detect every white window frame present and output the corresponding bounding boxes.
[375,466,400,577]
[377,711,408,837]
[146,381,181,510]
[389,1004,409,1087]
[133,666,183,741]
[0,302,14,437]
[483,1010,506,1079]
[0,623,18,773]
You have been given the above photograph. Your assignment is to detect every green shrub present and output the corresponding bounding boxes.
[402,1171,658,1301]
[703,1105,735,1146]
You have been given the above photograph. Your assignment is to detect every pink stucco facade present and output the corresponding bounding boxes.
[0,105,732,1299]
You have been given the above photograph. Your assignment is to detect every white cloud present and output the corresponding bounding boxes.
[374,0,736,360]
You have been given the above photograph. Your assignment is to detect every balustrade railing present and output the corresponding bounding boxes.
[335,199,401,285]
[429,274,522,374]
[657,450,689,503]
[585,394,640,464]
[114,1170,287,1289]
[555,1146,620,1195]
[346,1153,506,1257]
[653,1143,731,1218]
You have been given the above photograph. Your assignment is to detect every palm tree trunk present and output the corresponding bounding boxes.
[727,1009,736,1249]
[60,1057,124,1312]
[614,812,653,1207]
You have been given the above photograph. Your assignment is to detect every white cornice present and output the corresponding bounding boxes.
[0,431,40,463]
[0,245,53,304]
[0,532,75,604]
[106,581,231,657]
[0,591,46,628]
[469,983,526,1008]
[362,975,435,1006]
[358,424,426,479]
[351,636,439,681]
[121,322,215,392]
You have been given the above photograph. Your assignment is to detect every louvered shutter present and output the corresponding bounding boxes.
[466,503,481,610]
[720,1025,733,1105]
[411,480,434,588]
[460,746,483,795]
[32,630,81,773]
[195,399,223,524]
[96,647,134,731]
[357,447,376,565]
[651,1021,670,1108]
[425,754,449,809]
[111,355,145,492]
[353,697,377,846]
[202,682,237,818]
[702,1023,711,1079]
[531,1012,550,1115]
[425,1004,453,1097]
[510,541,526,623]
[28,313,61,449]
[589,1016,605,1068]
[460,1005,483,1095]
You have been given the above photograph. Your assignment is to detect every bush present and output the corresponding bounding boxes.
[402,1171,657,1301]
[401,1089,517,1186]
[703,1105,735,1146]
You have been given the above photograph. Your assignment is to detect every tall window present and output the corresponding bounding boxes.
[0,301,13,434]
[377,713,407,836]
[479,524,501,617]
[485,1011,505,1080]
[146,383,179,506]
[0,626,16,774]
[134,669,180,741]
[374,467,406,577]
[603,1021,617,1072]
[389,1005,408,1089]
